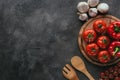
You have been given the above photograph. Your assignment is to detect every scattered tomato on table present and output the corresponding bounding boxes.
[99,61,120,80]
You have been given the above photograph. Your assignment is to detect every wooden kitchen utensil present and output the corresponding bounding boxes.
[62,64,79,80]
[71,56,94,80]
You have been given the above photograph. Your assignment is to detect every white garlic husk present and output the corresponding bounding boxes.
[77,2,89,13]
[88,8,98,17]
[78,13,88,21]
[88,0,99,7]
[97,3,109,13]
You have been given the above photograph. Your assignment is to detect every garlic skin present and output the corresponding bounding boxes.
[97,3,109,13]
[89,8,98,17]
[77,2,89,13]
[79,13,88,21]
[88,0,99,7]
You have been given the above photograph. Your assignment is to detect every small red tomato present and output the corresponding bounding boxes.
[98,50,111,63]
[83,29,97,43]
[115,77,120,80]
[97,36,110,49]
[86,43,99,56]
[93,20,107,33]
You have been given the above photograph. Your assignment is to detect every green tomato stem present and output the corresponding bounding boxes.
[114,25,120,33]
[102,39,107,44]
[113,47,119,56]
[98,24,102,28]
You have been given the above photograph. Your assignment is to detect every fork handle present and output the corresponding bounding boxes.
[82,69,94,80]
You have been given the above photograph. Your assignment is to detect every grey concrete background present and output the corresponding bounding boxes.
[0,0,119,80]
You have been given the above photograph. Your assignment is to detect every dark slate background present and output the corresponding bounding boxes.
[0,0,120,80]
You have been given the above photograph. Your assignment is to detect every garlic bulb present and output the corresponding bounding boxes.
[77,2,89,13]
[78,13,88,21]
[97,3,109,13]
[88,0,99,7]
[88,8,98,17]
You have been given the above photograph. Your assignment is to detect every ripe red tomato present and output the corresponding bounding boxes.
[83,29,97,43]
[97,36,110,49]
[98,50,111,63]
[93,20,107,33]
[86,43,99,56]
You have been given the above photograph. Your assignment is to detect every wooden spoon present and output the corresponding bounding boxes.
[62,64,79,80]
[71,56,94,80]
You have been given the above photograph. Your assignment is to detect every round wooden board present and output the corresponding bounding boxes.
[78,15,120,66]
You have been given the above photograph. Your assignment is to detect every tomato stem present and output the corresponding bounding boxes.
[103,55,108,60]
[98,24,102,28]
[114,25,120,33]
[88,34,93,38]
[113,47,120,56]
[91,48,96,52]
[102,39,107,44]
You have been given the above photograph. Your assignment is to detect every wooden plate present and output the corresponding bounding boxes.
[78,15,120,66]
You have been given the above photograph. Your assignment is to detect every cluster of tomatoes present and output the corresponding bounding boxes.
[83,20,120,63]
[99,61,120,80]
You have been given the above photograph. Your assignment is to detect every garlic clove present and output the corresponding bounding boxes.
[88,8,98,17]
[79,13,88,21]
[77,2,89,13]
[88,0,99,7]
[97,3,109,13]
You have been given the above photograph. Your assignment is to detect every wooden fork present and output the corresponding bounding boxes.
[62,64,79,80]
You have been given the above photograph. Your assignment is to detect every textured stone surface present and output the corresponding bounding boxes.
[0,0,120,80]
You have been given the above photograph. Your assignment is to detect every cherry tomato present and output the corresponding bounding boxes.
[86,43,99,56]
[83,29,97,43]
[93,20,107,33]
[97,36,110,49]
[98,50,111,63]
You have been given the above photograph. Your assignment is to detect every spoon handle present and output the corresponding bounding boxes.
[70,76,79,80]
[82,69,94,80]
[75,77,79,80]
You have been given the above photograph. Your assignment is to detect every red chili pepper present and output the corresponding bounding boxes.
[107,21,120,40]
[108,41,120,58]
